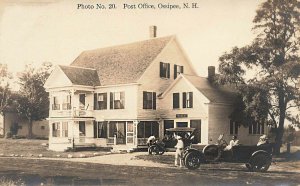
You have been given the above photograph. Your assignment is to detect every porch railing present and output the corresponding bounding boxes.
[50,109,94,118]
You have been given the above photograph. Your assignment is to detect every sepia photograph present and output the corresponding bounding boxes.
[0,0,299,185]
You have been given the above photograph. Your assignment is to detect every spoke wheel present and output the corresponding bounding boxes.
[184,152,201,170]
[250,153,271,172]
[148,146,156,155]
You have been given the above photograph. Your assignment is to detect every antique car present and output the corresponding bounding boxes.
[183,134,273,172]
[148,127,196,155]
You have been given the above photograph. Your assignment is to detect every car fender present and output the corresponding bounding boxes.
[183,148,205,162]
[250,150,272,162]
[202,144,218,154]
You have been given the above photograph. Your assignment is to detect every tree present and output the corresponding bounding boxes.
[16,62,53,138]
[217,0,300,154]
[0,63,12,114]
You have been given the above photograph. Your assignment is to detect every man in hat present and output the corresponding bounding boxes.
[174,135,184,167]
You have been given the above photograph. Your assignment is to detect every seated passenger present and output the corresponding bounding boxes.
[224,135,239,151]
[257,135,269,146]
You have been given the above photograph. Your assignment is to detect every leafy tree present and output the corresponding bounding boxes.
[16,62,53,138]
[0,64,12,114]
[217,0,300,154]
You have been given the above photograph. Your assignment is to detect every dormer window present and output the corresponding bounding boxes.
[174,65,184,79]
[160,62,170,79]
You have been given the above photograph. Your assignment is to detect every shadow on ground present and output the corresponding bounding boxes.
[0,170,127,186]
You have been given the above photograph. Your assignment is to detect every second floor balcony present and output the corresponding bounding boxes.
[50,105,94,118]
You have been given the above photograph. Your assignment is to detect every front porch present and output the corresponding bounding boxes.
[48,119,160,151]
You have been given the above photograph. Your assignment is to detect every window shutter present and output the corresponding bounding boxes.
[183,92,186,108]
[110,92,113,109]
[93,121,97,138]
[181,66,184,74]
[167,63,170,78]
[143,91,147,109]
[120,92,125,109]
[160,62,163,77]
[94,93,98,110]
[103,93,107,109]
[173,93,179,109]
[174,64,177,79]
[189,92,193,108]
[153,92,156,110]
[235,122,239,134]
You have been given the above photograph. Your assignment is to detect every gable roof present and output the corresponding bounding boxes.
[183,74,237,104]
[70,36,174,85]
[59,65,101,86]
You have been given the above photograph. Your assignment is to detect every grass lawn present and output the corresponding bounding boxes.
[0,139,109,158]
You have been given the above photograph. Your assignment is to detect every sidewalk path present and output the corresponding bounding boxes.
[53,152,171,168]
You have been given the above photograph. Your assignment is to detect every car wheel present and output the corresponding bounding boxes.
[203,145,221,162]
[184,152,201,170]
[250,153,271,172]
[148,146,156,155]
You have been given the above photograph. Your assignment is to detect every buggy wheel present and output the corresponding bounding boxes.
[184,152,201,170]
[203,145,221,162]
[148,146,156,155]
[249,153,271,172]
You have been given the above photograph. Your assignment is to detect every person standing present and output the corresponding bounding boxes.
[174,135,184,167]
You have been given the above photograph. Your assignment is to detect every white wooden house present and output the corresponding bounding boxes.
[44,26,268,151]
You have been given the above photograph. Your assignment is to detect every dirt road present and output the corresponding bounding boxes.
[0,153,299,185]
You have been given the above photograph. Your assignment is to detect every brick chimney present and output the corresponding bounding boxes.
[149,25,157,38]
[208,66,215,80]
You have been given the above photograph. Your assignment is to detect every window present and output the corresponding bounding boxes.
[52,122,60,137]
[230,120,239,135]
[137,121,159,138]
[41,126,45,130]
[249,123,264,135]
[62,95,71,110]
[143,91,156,110]
[62,122,68,137]
[110,92,125,109]
[173,93,180,109]
[174,65,184,79]
[52,97,60,110]
[79,94,85,110]
[94,121,107,138]
[177,122,188,127]
[190,120,201,143]
[164,120,174,135]
[183,92,193,108]
[79,121,85,136]
[94,93,107,110]
[160,62,170,78]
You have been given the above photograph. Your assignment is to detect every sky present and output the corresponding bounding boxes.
[0,0,265,77]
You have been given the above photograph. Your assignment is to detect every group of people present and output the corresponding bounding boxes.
[148,133,269,168]
[224,134,269,151]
